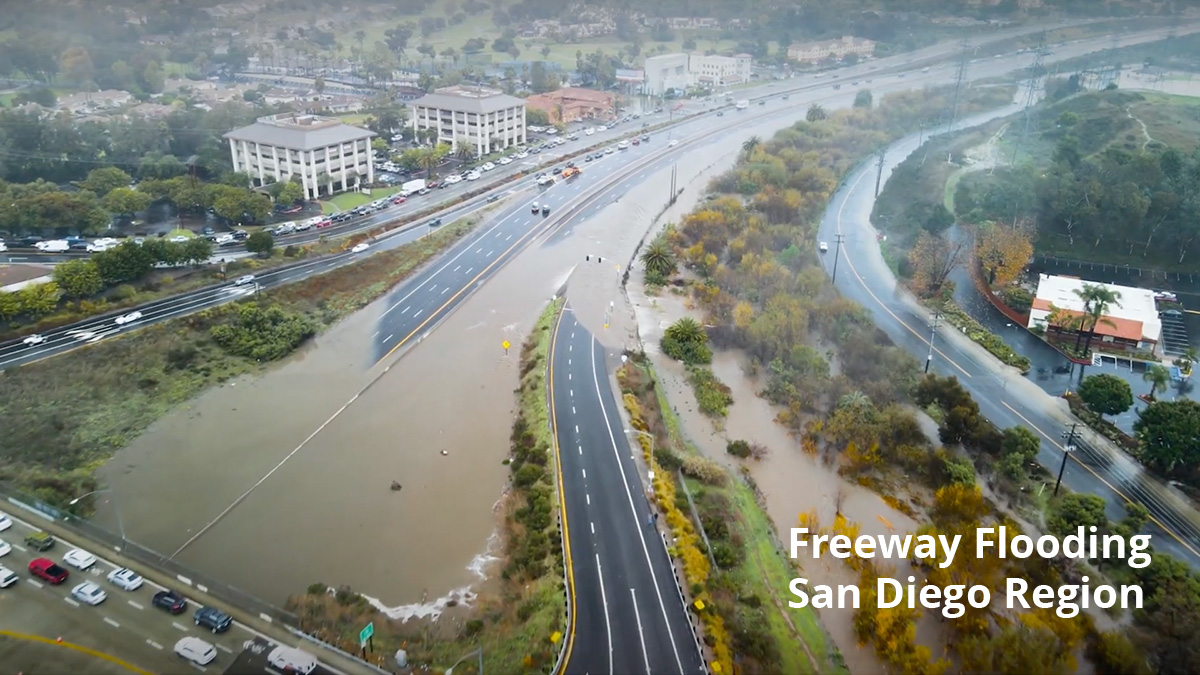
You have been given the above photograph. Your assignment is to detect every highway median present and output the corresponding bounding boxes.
[0,216,481,508]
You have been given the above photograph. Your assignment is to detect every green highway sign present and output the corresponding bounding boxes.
[360,621,374,647]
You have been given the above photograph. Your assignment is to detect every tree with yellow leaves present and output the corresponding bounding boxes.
[975,221,1034,287]
[908,230,965,297]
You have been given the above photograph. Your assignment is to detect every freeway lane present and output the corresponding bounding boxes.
[817,109,1200,567]
[549,305,705,675]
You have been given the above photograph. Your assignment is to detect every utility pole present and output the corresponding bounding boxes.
[925,313,941,373]
[831,234,846,284]
[946,39,971,133]
[1054,424,1080,496]
[669,164,677,204]
[873,148,886,198]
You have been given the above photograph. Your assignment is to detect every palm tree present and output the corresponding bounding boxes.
[806,104,826,122]
[640,239,677,278]
[1143,364,1171,400]
[453,140,474,161]
[741,136,761,157]
[1072,284,1122,354]
[1045,303,1086,341]
[416,147,441,178]
[664,317,707,348]
[837,391,872,411]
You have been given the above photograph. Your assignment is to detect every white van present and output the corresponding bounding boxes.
[267,646,318,674]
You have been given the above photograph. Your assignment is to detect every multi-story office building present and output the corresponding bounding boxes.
[408,85,527,157]
[223,113,376,199]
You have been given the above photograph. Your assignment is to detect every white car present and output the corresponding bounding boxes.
[71,581,107,606]
[114,311,143,326]
[498,156,512,165]
[0,539,9,557]
[175,637,217,666]
[819,241,829,253]
[668,139,679,147]
[0,513,9,531]
[0,242,6,252]
[63,548,97,570]
[0,565,17,588]
[233,274,256,286]
[22,334,45,346]
[107,567,144,591]
[168,235,189,243]
[466,171,481,181]
[598,125,608,131]
[516,151,529,159]
[350,243,369,254]
[585,128,595,136]
[444,174,462,184]
[617,141,629,150]
[481,162,496,171]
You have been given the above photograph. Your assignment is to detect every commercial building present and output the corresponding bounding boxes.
[408,85,527,157]
[687,53,753,87]
[787,36,876,64]
[1027,274,1162,354]
[525,87,616,124]
[223,113,376,200]
[643,53,692,96]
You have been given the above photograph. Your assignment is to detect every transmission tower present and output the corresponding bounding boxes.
[1011,36,1047,165]
[1101,32,1121,89]
[946,39,971,133]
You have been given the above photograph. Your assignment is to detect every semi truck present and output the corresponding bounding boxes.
[735,100,749,110]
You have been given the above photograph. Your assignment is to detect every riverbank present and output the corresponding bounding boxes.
[0,218,480,507]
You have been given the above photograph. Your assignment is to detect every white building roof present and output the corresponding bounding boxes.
[1030,274,1162,343]
[409,86,527,115]
[223,113,375,151]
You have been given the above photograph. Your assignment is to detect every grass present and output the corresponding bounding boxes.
[335,113,370,125]
[621,356,844,674]
[165,228,195,239]
[0,217,481,506]
[163,61,197,77]
[326,187,403,211]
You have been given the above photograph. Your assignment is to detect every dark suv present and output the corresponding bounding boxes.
[153,589,188,614]
[194,606,233,633]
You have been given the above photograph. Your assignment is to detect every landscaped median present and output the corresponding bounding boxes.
[927,298,1032,374]
[618,353,845,675]
[284,298,567,674]
[0,217,482,508]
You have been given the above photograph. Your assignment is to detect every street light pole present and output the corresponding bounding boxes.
[445,647,483,675]
[1054,424,1079,497]
[69,489,126,552]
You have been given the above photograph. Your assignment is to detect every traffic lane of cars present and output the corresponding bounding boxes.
[0,514,254,673]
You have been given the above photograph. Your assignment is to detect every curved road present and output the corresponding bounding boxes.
[549,304,706,675]
[817,109,1200,568]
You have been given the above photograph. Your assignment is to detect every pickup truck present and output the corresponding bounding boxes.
[29,558,69,584]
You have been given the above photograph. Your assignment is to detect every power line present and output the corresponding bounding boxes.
[1011,32,1047,165]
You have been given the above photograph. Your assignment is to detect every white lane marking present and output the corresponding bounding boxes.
[147,640,163,650]
[570,389,573,397]
[575,425,579,434]
[189,663,207,673]
[572,406,576,414]
[568,359,571,365]
[582,469,587,479]
[568,372,572,380]
[414,309,422,318]
[631,587,652,675]
[442,287,449,294]
[27,579,43,589]
[476,247,482,253]
[586,493,590,504]
[590,335,686,673]
[128,600,144,610]
[384,334,394,343]
[591,522,595,534]
[506,234,513,241]
[495,231,503,237]
[569,344,573,352]
[486,249,494,256]
[596,555,615,675]
[465,267,473,274]
[216,644,234,654]
[429,285,437,293]
[371,331,379,339]
[13,544,26,553]
[64,597,80,607]
[401,306,410,314]
[454,265,461,272]
[172,621,189,632]
[104,617,121,628]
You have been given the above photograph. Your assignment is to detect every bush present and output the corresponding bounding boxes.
[1002,286,1034,314]
[681,455,726,486]
[688,366,733,417]
[711,541,739,568]
[727,440,752,458]
[210,303,316,361]
[661,317,713,365]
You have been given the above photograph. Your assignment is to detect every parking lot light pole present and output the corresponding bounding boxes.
[69,489,126,552]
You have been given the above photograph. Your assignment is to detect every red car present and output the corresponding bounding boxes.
[29,558,69,584]
[314,218,333,228]
[391,196,407,205]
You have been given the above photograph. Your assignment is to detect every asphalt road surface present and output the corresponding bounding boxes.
[549,305,705,675]
[0,507,339,675]
[817,109,1200,569]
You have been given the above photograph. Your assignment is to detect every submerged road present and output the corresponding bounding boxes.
[817,114,1200,568]
[548,305,706,675]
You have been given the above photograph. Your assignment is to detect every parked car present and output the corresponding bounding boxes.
[72,581,107,606]
[194,606,233,633]
[29,558,69,584]
[62,548,97,570]
[152,589,188,614]
[107,567,144,591]
[174,637,217,666]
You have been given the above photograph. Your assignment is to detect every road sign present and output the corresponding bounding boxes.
[360,622,374,647]
[502,340,510,350]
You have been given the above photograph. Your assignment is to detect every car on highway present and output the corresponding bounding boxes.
[486,194,501,203]
[668,139,679,147]
[71,581,107,606]
[481,161,496,171]
[0,565,16,588]
[466,171,481,181]
[194,605,233,633]
[268,646,319,674]
[0,539,9,557]
[819,241,829,253]
[114,311,143,326]
[24,531,54,551]
[233,274,256,286]
[498,156,512,165]
[153,589,188,614]
[351,243,370,254]
[62,548,97,570]
[390,196,407,205]
[29,558,69,584]
[516,150,529,158]
[617,140,629,150]
[0,513,10,531]
[107,567,144,591]
[174,637,218,666]
[531,202,540,214]
[541,205,550,217]
[22,333,47,346]
[427,218,443,227]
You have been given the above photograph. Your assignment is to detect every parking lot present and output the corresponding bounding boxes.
[0,509,310,674]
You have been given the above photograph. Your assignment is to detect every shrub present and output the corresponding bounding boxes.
[711,541,739,568]
[681,455,726,486]
[727,440,752,458]
[210,303,316,361]
[688,366,733,417]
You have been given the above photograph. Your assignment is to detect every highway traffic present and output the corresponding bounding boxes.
[0,507,339,675]
[549,306,705,675]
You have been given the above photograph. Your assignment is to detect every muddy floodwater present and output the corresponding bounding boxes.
[92,107,847,613]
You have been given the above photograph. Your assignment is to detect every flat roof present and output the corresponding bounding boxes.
[1031,274,1161,342]
[410,87,527,115]
[223,113,375,151]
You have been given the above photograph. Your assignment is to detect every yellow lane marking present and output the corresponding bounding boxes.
[1000,401,1200,560]
[0,630,155,675]
[547,304,579,674]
